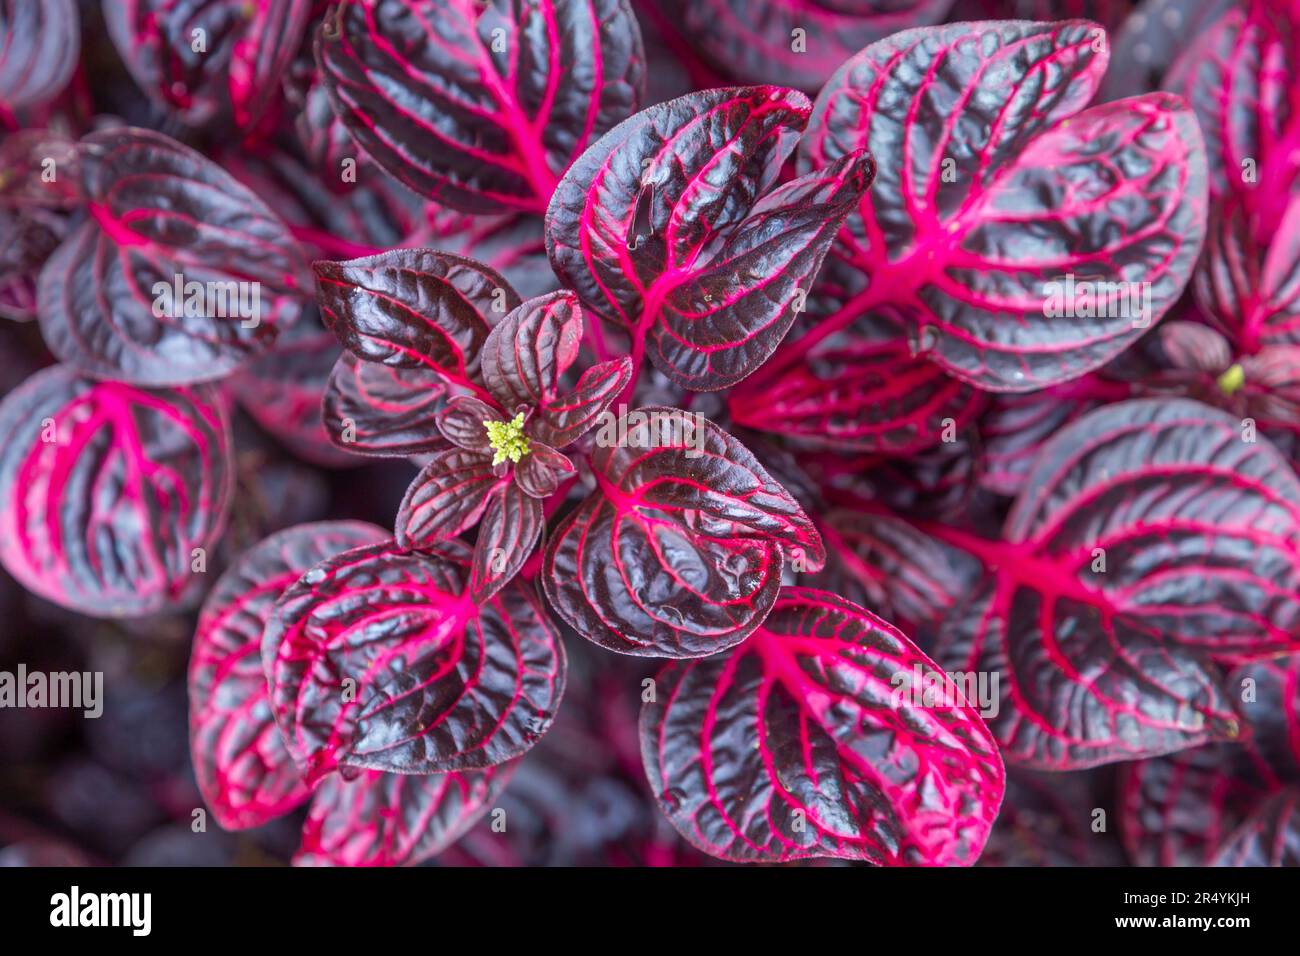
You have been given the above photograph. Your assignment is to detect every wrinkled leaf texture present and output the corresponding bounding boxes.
[189,521,389,830]
[544,406,825,658]
[778,19,1207,392]
[0,365,233,617]
[315,0,646,214]
[641,587,1004,864]
[936,398,1300,770]
[547,85,874,390]
[263,539,565,782]
[38,128,309,386]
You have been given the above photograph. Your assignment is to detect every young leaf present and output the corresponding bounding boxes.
[38,128,309,386]
[322,352,452,457]
[936,399,1300,769]
[641,587,1005,864]
[189,521,388,830]
[547,86,874,390]
[263,539,566,782]
[544,406,824,657]
[314,249,519,388]
[0,365,233,617]
[315,0,646,214]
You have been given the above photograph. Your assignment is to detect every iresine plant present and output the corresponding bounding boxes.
[2,0,1300,868]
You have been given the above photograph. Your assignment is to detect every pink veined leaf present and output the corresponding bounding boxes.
[103,0,312,128]
[640,587,1005,865]
[1198,193,1300,353]
[650,0,953,91]
[1210,787,1300,866]
[762,19,1207,393]
[396,448,506,546]
[0,365,233,617]
[935,398,1300,770]
[314,249,520,392]
[544,406,825,658]
[314,0,646,214]
[729,322,986,454]
[469,482,545,603]
[0,0,80,111]
[321,351,453,457]
[1164,0,1300,227]
[188,521,389,831]
[547,86,874,391]
[37,127,310,387]
[478,290,633,446]
[295,762,516,867]
[263,539,566,783]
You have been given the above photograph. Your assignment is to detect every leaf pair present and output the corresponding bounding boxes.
[191,523,566,865]
[395,288,631,601]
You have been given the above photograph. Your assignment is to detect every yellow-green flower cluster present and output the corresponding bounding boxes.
[484,412,531,466]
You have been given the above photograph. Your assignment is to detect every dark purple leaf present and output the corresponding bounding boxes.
[396,448,502,546]
[0,0,80,111]
[322,351,452,458]
[817,507,982,642]
[730,330,984,454]
[263,539,566,781]
[778,20,1207,392]
[544,406,824,658]
[314,249,519,390]
[470,483,545,602]
[641,587,1004,864]
[315,0,646,214]
[38,127,309,386]
[189,520,388,830]
[936,398,1300,770]
[1198,195,1300,353]
[230,317,358,468]
[0,365,233,617]
[480,290,632,446]
[296,763,515,867]
[547,86,874,390]
[1165,0,1299,226]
